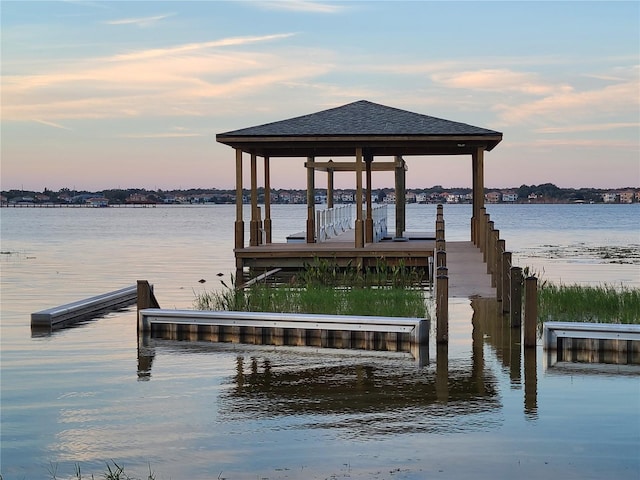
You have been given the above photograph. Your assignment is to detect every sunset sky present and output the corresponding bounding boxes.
[2,1,638,192]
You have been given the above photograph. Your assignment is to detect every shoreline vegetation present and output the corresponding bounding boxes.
[195,261,429,319]
[3,183,639,206]
[193,261,639,326]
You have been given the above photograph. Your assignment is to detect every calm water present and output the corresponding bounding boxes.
[1,204,639,479]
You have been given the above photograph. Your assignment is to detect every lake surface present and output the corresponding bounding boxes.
[1,204,639,479]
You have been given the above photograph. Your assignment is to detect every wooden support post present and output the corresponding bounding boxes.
[510,266,523,328]
[436,267,448,343]
[502,251,512,312]
[524,276,538,347]
[395,156,406,238]
[354,147,364,248]
[306,156,316,243]
[249,153,259,247]
[137,280,160,332]
[496,239,506,301]
[490,229,499,287]
[234,149,244,251]
[485,220,493,265]
[327,161,334,209]
[263,156,272,244]
[436,249,446,268]
[365,155,374,243]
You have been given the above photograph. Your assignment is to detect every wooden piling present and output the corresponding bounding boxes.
[496,239,505,301]
[436,267,448,343]
[502,252,512,312]
[524,276,538,347]
[510,267,523,328]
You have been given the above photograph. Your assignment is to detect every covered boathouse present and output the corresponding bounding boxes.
[216,100,502,280]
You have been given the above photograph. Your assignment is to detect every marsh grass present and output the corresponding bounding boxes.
[195,259,429,318]
[538,283,640,324]
[195,284,428,318]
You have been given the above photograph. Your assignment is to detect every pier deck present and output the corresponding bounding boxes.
[237,231,436,270]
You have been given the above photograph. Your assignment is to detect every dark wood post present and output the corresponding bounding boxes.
[510,266,523,327]
[327,160,334,209]
[502,251,512,312]
[365,154,374,243]
[306,156,316,243]
[524,276,538,347]
[249,153,259,246]
[496,239,506,301]
[394,156,406,239]
[354,147,364,248]
[137,280,160,332]
[234,149,244,251]
[436,266,448,343]
[263,156,272,244]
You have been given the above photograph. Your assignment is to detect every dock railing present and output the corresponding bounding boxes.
[474,207,537,348]
[371,204,388,242]
[315,204,354,242]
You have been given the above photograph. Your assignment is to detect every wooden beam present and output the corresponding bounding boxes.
[305,160,399,172]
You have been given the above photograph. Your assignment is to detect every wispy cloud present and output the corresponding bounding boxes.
[536,122,640,134]
[120,132,203,139]
[109,33,296,61]
[32,119,72,130]
[256,1,346,13]
[104,13,175,27]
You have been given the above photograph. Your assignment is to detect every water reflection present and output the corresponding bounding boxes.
[471,298,537,419]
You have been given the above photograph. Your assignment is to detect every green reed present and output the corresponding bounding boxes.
[195,283,428,318]
[194,261,429,318]
[537,282,640,324]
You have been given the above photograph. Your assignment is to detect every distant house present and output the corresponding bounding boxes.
[619,190,635,204]
[502,192,518,202]
[415,192,428,203]
[486,191,501,203]
[86,197,109,207]
[602,192,618,203]
[406,191,416,203]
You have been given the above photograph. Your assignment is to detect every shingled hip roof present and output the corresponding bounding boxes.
[217,100,502,157]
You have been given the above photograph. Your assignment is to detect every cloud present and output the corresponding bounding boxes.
[32,119,73,130]
[536,122,640,134]
[1,35,332,122]
[494,79,639,126]
[431,68,568,96]
[109,33,296,62]
[120,132,203,139]
[255,1,346,13]
[104,13,175,27]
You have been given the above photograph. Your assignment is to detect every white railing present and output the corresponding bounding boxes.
[372,204,388,242]
[316,205,353,242]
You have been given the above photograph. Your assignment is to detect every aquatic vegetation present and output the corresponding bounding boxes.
[537,282,640,324]
[194,261,429,319]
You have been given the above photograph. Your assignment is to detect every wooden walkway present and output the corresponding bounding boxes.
[237,229,436,270]
[238,227,495,299]
[446,241,495,298]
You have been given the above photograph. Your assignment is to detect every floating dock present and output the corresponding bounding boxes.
[31,285,137,329]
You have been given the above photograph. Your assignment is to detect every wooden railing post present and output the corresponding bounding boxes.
[137,280,160,332]
[524,276,538,347]
[502,252,512,312]
[496,239,506,301]
[436,266,449,343]
[510,267,523,328]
